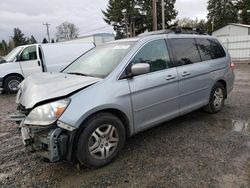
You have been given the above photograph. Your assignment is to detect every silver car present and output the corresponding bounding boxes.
[12,31,235,167]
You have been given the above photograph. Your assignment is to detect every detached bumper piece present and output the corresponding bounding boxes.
[21,126,69,162]
[10,112,26,124]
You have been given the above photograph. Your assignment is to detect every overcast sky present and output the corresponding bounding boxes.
[0,0,208,42]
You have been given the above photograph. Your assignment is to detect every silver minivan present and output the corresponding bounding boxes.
[12,30,235,167]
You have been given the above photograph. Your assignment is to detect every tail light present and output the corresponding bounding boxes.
[230,62,235,71]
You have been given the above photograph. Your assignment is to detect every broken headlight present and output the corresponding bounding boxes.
[24,99,70,126]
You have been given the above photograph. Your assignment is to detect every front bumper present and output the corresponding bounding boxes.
[20,123,70,162]
[10,112,74,162]
[21,126,69,162]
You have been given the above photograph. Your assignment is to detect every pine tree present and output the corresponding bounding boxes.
[102,0,177,38]
[141,0,177,31]
[207,0,238,33]
[51,39,55,43]
[102,0,130,38]
[177,18,208,32]
[238,0,250,24]
[1,40,8,55]
[12,28,27,47]
[30,35,37,44]
[8,39,14,52]
[42,38,48,43]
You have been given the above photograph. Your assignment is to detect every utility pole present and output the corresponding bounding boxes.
[122,9,129,38]
[161,0,165,30]
[133,22,136,37]
[152,0,157,31]
[211,16,214,32]
[43,23,51,42]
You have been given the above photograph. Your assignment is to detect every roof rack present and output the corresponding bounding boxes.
[138,27,208,37]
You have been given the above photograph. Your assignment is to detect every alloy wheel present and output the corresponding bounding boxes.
[88,124,119,160]
[213,88,224,110]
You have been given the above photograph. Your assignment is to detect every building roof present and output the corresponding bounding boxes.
[212,23,250,35]
[57,32,115,43]
[229,23,250,28]
[77,33,115,39]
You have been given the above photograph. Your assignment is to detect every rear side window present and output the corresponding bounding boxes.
[131,39,172,73]
[196,38,226,61]
[171,38,201,66]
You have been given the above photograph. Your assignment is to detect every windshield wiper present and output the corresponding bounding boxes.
[67,72,92,77]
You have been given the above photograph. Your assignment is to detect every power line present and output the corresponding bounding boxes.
[43,23,51,42]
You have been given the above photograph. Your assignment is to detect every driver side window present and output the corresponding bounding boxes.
[131,39,172,73]
[20,46,37,61]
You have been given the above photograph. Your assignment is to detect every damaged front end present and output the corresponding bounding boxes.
[10,72,102,162]
[11,100,76,163]
[20,122,70,162]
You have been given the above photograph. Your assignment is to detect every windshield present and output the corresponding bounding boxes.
[4,46,24,62]
[63,42,134,78]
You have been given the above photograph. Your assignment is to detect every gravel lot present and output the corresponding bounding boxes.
[0,64,250,188]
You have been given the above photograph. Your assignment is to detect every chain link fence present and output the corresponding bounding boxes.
[218,35,250,63]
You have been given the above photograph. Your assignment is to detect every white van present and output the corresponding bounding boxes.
[0,43,95,92]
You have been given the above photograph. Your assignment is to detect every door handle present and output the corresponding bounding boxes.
[182,71,190,77]
[166,75,176,80]
[37,60,41,66]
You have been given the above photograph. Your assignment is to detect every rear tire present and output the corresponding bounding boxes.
[203,82,226,114]
[3,75,23,93]
[76,113,126,168]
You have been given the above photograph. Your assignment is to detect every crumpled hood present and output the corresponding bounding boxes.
[17,72,102,109]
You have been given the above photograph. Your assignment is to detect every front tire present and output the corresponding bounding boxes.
[3,75,23,93]
[203,82,226,113]
[76,113,126,168]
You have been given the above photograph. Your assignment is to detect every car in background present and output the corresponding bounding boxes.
[0,43,95,93]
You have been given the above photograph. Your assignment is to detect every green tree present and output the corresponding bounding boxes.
[8,39,14,52]
[207,0,238,33]
[51,38,55,43]
[143,0,178,30]
[0,42,3,56]
[12,28,27,47]
[102,0,177,38]
[238,0,250,24]
[177,18,208,32]
[30,35,37,44]
[42,38,48,43]
[0,40,8,55]
[196,19,208,31]
[102,0,131,38]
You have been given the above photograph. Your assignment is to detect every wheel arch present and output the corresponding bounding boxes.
[76,108,131,138]
[3,73,24,83]
[69,108,131,161]
[2,73,24,92]
[216,79,227,98]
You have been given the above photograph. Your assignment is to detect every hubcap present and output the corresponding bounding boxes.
[213,88,223,109]
[88,124,119,160]
[8,80,20,91]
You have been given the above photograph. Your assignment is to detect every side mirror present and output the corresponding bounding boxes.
[131,63,150,76]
